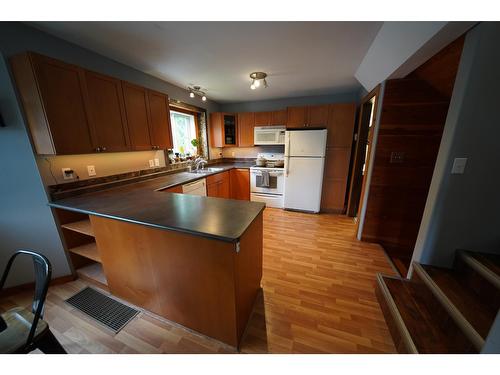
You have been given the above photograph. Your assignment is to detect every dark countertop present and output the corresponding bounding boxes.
[49,163,265,243]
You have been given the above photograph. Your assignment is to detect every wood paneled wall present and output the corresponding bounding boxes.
[360,36,465,273]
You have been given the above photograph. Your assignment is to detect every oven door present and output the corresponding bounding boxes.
[250,170,284,194]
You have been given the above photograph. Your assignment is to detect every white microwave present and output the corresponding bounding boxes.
[254,126,286,145]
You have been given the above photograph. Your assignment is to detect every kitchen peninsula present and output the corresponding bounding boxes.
[49,165,265,348]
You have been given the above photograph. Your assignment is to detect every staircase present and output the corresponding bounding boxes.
[376,250,500,353]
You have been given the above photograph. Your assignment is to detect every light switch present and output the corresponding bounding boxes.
[87,165,96,177]
[149,159,154,168]
[154,158,160,167]
[451,157,467,174]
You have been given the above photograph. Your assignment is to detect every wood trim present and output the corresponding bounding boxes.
[347,85,380,217]
[458,250,500,290]
[1,275,75,297]
[375,274,418,353]
[412,263,485,351]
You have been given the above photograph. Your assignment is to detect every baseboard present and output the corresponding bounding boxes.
[1,274,75,297]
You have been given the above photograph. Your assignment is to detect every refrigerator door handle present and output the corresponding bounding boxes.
[285,132,291,177]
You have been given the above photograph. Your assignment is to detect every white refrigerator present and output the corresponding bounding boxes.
[284,129,327,213]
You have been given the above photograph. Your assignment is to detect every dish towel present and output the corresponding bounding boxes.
[261,171,270,187]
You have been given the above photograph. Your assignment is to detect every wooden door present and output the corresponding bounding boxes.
[25,53,95,154]
[209,112,223,147]
[148,90,173,149]
[271,109,287,125]
[84,71,130,152]
[286,106,307,128]
[308,104,329,126]
[238,112,255,147]
[122,82,152,151]
[254,112,271,126]
[320,103,357,213]
[230,169,250,200]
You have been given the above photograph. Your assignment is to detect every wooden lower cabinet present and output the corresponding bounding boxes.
[207,171,231,198]
[162,185,183,193]
[230,169,250,200]
[89,213,263,347]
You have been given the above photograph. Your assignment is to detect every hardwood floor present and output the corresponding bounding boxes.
[0,208,397,354]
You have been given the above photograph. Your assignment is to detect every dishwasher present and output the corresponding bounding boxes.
[182,178,207,196]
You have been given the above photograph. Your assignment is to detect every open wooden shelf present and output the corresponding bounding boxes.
[68,242,101,263]
[61,219,94,237]
[76,263,108,289]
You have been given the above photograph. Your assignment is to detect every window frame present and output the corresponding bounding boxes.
[169,107,200,155]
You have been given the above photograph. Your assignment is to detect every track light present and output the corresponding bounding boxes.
[187,85,207,101]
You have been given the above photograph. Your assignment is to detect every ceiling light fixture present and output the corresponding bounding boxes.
[187,85,207,101]
[249,72,268,90]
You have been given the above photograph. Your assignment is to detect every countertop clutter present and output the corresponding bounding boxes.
[49,163,264,243]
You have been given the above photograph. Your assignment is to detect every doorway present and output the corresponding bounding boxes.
[346,87,379,219]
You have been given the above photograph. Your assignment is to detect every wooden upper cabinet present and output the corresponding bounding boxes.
[287,106,308,128]
[11,52,95,155]
[209,112,223,148]
[326,103,357,148]
[147,90,173,150]
[271,109,287,125]
[209,112,238,147]
[84,71,130,152]
[122,82,152,151]
[254,111,271,126]
[238,112,255,147]
[308,104,329,126]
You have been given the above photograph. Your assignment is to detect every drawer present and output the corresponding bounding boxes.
[206,171,229,185]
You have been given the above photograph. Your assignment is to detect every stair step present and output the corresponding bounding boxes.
[458,251,500,290]
[421,264,498,341]
[376,274,477,353]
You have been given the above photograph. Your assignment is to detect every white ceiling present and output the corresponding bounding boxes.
[31,22,383,103]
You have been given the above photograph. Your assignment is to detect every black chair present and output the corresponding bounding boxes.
[0,250,66,353]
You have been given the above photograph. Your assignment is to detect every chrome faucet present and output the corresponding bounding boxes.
[194,157,207,171]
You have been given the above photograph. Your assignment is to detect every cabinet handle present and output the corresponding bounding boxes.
[95,146,101,152]
[101,146,107,151]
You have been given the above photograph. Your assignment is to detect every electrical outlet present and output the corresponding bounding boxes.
[87,165,96,177]
[149,159,154,168]
[154,158,160,167]
[390,151,405,163]
[61,168,74,180]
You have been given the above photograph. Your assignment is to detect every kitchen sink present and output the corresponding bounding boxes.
[189,167,225,174]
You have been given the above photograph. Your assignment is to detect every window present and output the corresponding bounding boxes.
[170,110,198,156]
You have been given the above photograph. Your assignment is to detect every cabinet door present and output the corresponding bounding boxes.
[209,112,223,148]
[271,109,287,126]
[308,104,329,126]
[122,82,152,151]
[321,148,351,213]
[26,53,95,154]
[207,182,219,197]
[230,169,250,200]
[148,90,173,149]
[84,71,130,152]
[326,103,356,148]
[238,112,255,147]
[162,185,183,193]
[254,111,271,126]
[223,114,238,146]
[219,172,231,199]
[286,106,307,128]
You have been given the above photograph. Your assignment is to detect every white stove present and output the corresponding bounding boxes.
[250,153,285,208]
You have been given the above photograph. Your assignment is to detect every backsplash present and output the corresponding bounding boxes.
[37,150,166,186]
[221,145,285,159]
